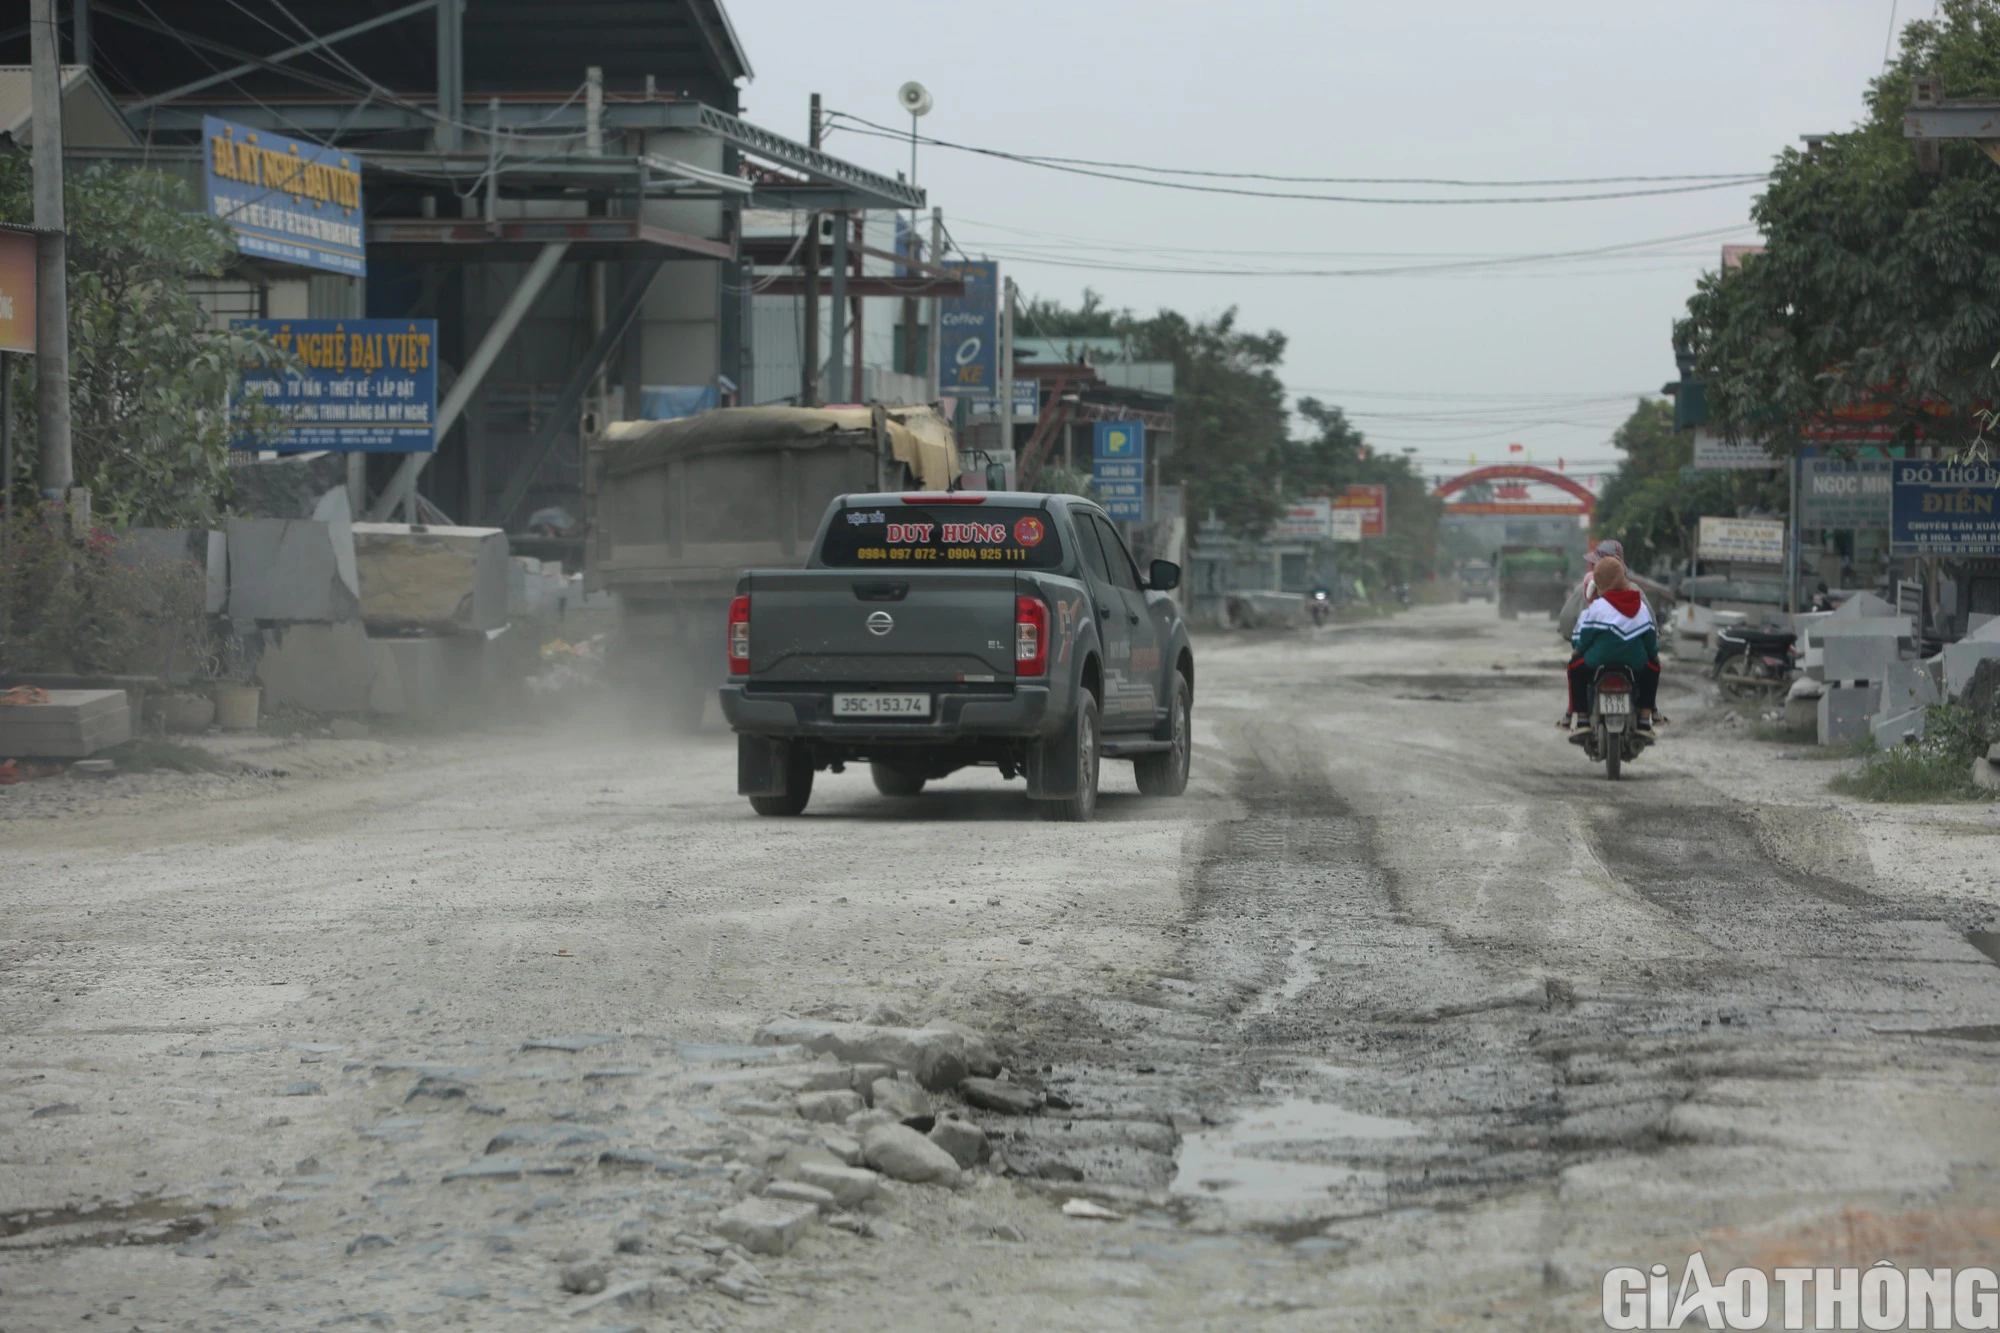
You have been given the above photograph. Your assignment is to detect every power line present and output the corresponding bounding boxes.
[827,112,1764,188]
[824,113,1768,206]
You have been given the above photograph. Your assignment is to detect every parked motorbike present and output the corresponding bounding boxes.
[1309,588,1332,626]
[1393,583,1411,609]
[1570,663,1652,780]
[1711,627,1798,700]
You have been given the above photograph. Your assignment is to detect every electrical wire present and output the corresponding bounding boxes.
[826,111,1766,188]
[823,114,1768,205]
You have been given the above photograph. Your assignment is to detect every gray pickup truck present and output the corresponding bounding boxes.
[717,491,1194,821]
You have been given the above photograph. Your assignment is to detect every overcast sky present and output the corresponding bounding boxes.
[730,1,1902,481]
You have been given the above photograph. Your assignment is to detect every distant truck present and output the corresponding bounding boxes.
[584,405,963,726]
[1496,545,1572,620]
[1458,559,1494,603]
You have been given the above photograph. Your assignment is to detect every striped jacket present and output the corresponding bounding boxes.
[1571,589,1658,670]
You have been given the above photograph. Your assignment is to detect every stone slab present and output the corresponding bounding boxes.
[1819,683,1880,747]
[351,523,508,634]
[1821,629,1909,684]
[0,690,132,758]
[227,517,359,622]
[1870,708,1925,750]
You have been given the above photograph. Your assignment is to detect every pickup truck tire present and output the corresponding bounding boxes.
[748,746,814,817]
[1035,693,1100,823]
[1134,672,1192,797]
[870,762,926,797]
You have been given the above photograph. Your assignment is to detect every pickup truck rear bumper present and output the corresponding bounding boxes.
[718,684,1055,740]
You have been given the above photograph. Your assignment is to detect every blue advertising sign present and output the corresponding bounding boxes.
[235,319,438,453]
[939,261,997,399]
[1890,459,2000,554]
[1092,421,1147,521]
[203,116,366,276]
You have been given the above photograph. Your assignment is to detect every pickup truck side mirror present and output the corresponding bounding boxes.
[984,461,1007,491]
[1148,559,1181,591]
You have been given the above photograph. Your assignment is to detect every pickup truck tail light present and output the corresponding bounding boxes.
[1015,595,1048,677]
[727,594,751,675]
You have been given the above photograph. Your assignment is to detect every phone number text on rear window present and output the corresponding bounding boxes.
[820,506,1066,569]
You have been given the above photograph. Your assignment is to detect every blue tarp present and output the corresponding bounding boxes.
[639,385,720,421]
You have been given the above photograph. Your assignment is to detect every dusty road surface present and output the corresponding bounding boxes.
[5,602,1999,1331]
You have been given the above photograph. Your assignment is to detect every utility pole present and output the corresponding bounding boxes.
[827,211,848,405]
[30,0,71,501]
[801,94,821,406]
[999,276,1015,466]
[927,207,943,404]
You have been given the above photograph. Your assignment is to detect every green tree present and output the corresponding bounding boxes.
[1677,0,2000,456]
[1,159,285,526]
[1591,398,1787,572]
[1130,308,1291,537]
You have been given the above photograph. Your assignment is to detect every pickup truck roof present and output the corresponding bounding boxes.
[829,489,1095,511]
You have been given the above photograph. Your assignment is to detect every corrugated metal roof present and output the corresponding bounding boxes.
[0,65,141,148]
[0,2,751,109]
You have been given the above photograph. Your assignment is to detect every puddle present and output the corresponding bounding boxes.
[1172,1097,1419,1211]
[1966,932,2000,968]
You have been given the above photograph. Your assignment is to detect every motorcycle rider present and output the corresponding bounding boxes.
[1560,556,1661,737]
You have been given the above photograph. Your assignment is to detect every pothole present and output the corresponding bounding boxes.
[1171,1096,1420,1218]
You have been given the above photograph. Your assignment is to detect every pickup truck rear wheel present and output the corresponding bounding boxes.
[1134,672,1191,797]
[748,746,814,817]
[1037,694,1100,822]
[870,762,926,797]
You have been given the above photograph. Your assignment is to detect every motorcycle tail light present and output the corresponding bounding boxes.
[1598,676,1632,693]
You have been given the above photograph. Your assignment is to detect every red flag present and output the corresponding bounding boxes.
[1507,442,1524,454]
[1557,457,1565,471]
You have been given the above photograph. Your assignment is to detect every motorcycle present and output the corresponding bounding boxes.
[1309,588,1332,626]
[1393,583,1411,610]
[1711,627,1798,700]
[1570,663,1652,780]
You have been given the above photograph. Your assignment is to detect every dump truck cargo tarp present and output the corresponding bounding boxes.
[600,406,958,493]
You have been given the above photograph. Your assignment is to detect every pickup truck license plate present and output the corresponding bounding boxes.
[833,693,932,718]
[1599,694,1630,715]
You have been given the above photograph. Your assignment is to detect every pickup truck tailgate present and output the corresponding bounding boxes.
[747,570,1019,683]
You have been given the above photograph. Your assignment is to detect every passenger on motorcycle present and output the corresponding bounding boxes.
[1560,556,1660,736]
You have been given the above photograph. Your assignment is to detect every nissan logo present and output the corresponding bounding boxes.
[866,610,895,637]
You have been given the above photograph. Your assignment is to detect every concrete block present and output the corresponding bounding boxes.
[351,523,508,634]
[256,622,376,713]
[1831,591,1903,619]
[368,636,449,718]
[227,517,360,622]
[1818,683,1879,746]
[1882,657,1942,715]
[1969,613,1999,641]
[1870,708,1925,750]
[1821,627,1909,683]
[1944,639,2000,700]
[0,689,132,758]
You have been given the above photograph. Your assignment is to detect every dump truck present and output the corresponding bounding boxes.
[584,404,964,726]
[1496,545,1572,620]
